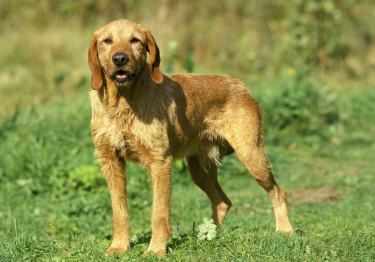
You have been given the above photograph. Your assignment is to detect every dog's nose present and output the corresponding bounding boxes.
[112,53,129,66]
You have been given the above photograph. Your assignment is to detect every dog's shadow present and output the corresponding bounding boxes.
[131,233,152,248]
[166,233,191,252]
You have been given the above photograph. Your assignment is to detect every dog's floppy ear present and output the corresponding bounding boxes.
[143,28,164,85]
[88,33,103,90]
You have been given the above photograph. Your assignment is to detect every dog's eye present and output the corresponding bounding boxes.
[104,38,113,44]
[131,38,140,44]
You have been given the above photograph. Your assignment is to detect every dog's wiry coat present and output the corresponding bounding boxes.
[88,19,293,256]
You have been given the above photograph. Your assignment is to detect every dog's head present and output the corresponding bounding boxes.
[88,19,164,90]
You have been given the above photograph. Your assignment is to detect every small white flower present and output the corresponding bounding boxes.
[197,218,217,241]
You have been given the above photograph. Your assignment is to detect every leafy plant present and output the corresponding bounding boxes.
[254,72,339,143]
[197,218,217,241]
[68,165,106,191]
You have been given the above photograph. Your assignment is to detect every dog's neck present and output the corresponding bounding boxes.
[101,63,165,122]
[102,63,153,103]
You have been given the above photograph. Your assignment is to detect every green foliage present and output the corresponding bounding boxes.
[278,0,353,69]
[250,73,375,146]
[259,73,338,139]
[68,165,106,191]
[0,228,61,261]
[0,97,93,187]
[183,51,195,73]
[1,0,374,104]
[165,41,179,74]
[340,88,375,133]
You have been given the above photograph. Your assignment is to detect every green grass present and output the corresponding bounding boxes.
[1,80,375,260]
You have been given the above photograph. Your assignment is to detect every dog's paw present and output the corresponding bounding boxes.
[276,225,294,236]
[277,229,294,236]
[276,217,294,236]
[106,246,129,254]
[143,249,166,258]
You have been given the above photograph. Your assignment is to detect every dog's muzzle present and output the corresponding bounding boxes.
[110,53,135,83]
[112,53,129,66]
[110,70,135,83]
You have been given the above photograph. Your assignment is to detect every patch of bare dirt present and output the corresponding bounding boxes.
[290,187,341,204]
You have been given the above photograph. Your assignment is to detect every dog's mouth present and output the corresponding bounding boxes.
[111,70,134,83]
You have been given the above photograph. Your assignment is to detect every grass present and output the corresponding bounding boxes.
[1,80,375,260]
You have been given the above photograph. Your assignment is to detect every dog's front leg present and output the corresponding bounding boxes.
[145,155,173,257]
[100,154,130,254]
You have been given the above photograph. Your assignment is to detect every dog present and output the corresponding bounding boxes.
[88,19,293,256]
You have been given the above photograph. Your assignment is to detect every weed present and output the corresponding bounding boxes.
[197,218,217,241]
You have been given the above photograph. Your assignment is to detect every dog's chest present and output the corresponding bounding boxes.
[106,110,168,164]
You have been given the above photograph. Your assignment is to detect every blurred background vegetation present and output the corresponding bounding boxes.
[1,0,375,112]
[1,0,374,144]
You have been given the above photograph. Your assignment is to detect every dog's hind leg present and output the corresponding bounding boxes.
[187,155,232,226]
[226,128,293,234]
[237,145,293,234]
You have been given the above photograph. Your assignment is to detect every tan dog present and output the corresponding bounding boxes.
[88,19,293,256]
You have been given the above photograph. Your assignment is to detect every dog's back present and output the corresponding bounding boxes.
[164,73,261,161]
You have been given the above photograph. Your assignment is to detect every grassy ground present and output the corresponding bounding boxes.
[1,80,374,261]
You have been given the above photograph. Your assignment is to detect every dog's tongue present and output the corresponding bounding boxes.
[117,73,127,79]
